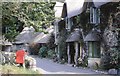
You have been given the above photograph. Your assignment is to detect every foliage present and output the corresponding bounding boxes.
[77,56,88,67]
[58,29,67,60]
[46,33,55,49]
[29,43,40,55]
[101,51,112,70]
[0,64,40,74]
[101,4,120,70]
[47,49,55,59]
[2,2,55,41]
[38,45,48,58]
[100,49,119,70]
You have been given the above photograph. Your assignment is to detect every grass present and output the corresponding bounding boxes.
[0,64,41,75]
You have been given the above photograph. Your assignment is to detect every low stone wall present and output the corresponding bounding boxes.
[0,52,37,71]
[25,56,37,71]
[0,52,15,65]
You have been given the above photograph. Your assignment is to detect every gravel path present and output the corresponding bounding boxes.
[31,55,105,74]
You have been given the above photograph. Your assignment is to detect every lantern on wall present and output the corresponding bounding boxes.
[84,28,101,68]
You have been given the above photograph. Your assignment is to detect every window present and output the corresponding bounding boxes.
[88,42,92,58]
[66,18,73,31]
[88,42,100,58]
[90,7,100,24]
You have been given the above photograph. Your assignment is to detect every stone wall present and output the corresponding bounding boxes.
[101,10,120,69]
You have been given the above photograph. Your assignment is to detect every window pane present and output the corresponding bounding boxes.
[90,7,93,23]
[96,8,100,24]
[93,8,96,23]
[94,42,100,58]
[90,7,100,24]
[88,42,93,58]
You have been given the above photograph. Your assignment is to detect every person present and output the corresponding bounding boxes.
[15,48,26,67]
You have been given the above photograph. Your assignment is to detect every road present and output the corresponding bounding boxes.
[32,55,106,74]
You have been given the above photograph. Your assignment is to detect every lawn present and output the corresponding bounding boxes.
[0,64,41,75]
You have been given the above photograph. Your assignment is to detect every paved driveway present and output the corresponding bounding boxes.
[32,56,105,74]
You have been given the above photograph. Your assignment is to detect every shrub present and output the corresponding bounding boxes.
[101,49,119,70]
[47,49,55,59]
[77,57,88,67]
[0,64,40,74]
[38,46,48,58]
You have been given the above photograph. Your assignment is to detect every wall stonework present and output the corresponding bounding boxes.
[101,11,120,69]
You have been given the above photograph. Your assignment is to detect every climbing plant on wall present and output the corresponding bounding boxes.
[101,5,120,69]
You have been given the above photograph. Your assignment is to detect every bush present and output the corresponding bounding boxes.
[77,57,88,67]
[47,49,55,59]
[38,46,48,58]
[101,49,119,70]
[0,64,40,74]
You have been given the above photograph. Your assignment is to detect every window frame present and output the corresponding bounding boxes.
[90,7,100,25]
[88,41,101,58]
[66,18,73,31]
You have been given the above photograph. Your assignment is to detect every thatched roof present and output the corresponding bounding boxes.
[65,0,84,18]
[54,2,64,18]
[82,0,115,14]
[84,29,101,42]
[61,3,67,18]
[36,34,52,44]
[14,26,36,44]
[31,26,54,44]
[15,32,35,44]
[66,28,83,42]
[82,1,94,12]
[30,32,44,44]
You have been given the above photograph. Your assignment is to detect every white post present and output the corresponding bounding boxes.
[74,42,79,65]
[80,43,82,59]
[55,46,57,54]
[67,43,71,64]
[57,45,60,60]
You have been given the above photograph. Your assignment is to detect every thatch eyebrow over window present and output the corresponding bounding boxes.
[84,29,101,58]
[66,28,83,42]
[84,29,101,42]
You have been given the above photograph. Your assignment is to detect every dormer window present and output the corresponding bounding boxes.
[66,18,73,31]
[90,7,100,25]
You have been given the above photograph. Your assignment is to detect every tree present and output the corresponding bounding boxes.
[2,2,55,41]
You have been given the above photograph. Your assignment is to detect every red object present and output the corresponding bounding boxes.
[16,50,26,64]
